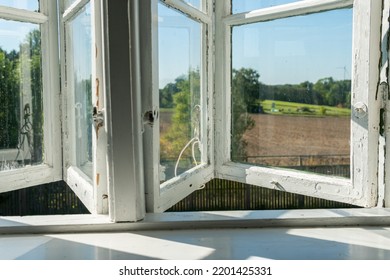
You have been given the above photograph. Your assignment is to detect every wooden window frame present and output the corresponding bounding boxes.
[141,0,214,214]
[0,2,62,193]
[214,0,384,207]
[60,0,108,215]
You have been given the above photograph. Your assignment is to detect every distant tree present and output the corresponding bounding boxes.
[0,29,43,163]
[313,77,350,107]
[231,68,262,112]
[231,68,255,162]
[0,48,20,149]
[160,70,201,171]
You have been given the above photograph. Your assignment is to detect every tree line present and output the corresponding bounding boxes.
[160,67,352,163]
[0,29,43,164]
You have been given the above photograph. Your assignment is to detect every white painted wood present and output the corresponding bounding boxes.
[157,165,214,212]
[143,0,214,213]
[224,0,353,26]
[60,1,100,214]
[161,0,211,24]
[214,0,231,169]
[214,0,383,207]
[103,0,145,222]
[140,0,161,213]
[0,165,56,193]
[350,0,383,207]
[0,0,62,193]
[66,166,95,213]
[383,0,390,207]
[217,163,364,205]
[91,0,108,214]
[62,0,90,22]
[0,5,48,24]
[40,0,62,180]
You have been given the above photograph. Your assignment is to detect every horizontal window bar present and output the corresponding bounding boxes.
[0,5,48,24]
[161,0,211,24]
[62,0,89,22]
[224,0,353,26]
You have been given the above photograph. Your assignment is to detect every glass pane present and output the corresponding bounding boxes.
[0,0,39,12]
[0,20,43,171]
[231,9,352,178]
[158,3,202,183]
[66,3,93,178]
[183,0,203,11]
[232,0,302,14]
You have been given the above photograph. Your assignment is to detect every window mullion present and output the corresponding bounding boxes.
[351,0,383,207]
[104,0,145,222]
[214,0,231,172]
[40,0,62,179]
[0,5,48,24]
[162,0,211,24]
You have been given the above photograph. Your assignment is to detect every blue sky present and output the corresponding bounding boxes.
[0,1,39,52]
[0,0,38,11]
[232,8,353,85]
[159,1,352,87]
[0,1,353,87]
[158,2,201,88]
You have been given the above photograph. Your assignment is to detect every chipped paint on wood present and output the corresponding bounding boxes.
[96,173,100,186]
[95,78,100,108]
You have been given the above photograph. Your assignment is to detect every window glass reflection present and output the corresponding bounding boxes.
[0,20,43,171]
[158,2,202,183]
[66,3,93,178]
[231,9,352,178]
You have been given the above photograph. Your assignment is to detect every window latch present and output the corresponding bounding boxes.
[93,107,104,130]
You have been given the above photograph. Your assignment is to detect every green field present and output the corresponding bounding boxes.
[161,100,351,117]
[260,100,351,117]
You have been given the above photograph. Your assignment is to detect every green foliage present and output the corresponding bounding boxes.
[160,70,200,170]
[0,29,43,163]
[260,100,350,117]
[231,68,256,162]
[0,48,20,149]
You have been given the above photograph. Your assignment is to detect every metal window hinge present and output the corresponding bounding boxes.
[93,107,105,130]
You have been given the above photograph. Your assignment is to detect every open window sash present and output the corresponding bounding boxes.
[0,1,62,193]
[60,0,108,214]
[214,0,382,207]
[141,0,213,213]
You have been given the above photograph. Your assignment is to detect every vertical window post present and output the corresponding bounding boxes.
[103,0,145,222]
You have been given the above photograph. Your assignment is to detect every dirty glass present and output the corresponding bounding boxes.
[66,3,93,178]
[232,0,303,14]
[0,20,43,171]
[0,0,40,12]
[231,8,352,178]
[158,2,202,183]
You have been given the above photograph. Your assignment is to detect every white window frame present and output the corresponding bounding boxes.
[214,0,383,208]
[60,0,108,215]
[140,0,214,213]
[0,2,62,193]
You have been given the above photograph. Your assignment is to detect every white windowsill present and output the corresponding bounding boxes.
[1,208,390,235]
